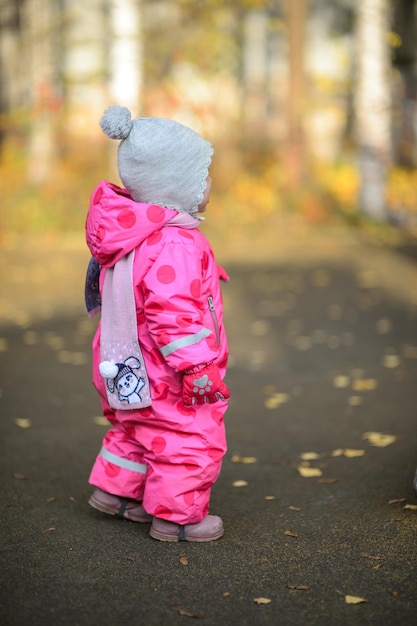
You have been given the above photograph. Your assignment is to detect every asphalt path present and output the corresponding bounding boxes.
[1,226,417,625]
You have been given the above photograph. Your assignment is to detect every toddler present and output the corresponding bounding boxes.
[84,106,230,542]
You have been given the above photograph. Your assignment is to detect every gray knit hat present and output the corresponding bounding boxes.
[100,106,213,215]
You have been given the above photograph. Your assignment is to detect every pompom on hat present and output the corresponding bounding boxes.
[100,106,213,215]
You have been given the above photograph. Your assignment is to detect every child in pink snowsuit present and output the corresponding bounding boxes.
[84,106,230,542]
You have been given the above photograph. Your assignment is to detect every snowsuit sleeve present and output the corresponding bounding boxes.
[141,238,220,372]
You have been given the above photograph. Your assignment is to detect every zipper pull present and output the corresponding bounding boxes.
[208,296,215,311]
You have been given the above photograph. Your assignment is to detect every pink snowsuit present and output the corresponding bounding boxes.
[86,181,229,524]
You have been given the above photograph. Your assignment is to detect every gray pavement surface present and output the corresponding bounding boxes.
[1,223,417,625]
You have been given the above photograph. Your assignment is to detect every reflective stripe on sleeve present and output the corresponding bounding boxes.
[159,327,212,357]
[99,446,148,474]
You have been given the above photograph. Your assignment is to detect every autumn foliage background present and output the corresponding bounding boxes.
[1,0,417,248]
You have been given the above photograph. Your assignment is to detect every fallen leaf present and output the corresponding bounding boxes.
[14,473,28,480]
[180,556,189,566]
[382,354,400,368]
[331,448,344,457]
[345,595,367,605]
[265,496,276,500]
[360,554,381,561]
[42,527,56,534]
[284,530,298,538]
[348,395,363,406]
[288,505,302,511]
[47,496,56,503]
[343,449,365,458]
[69,496,76,502]
[297,465,322,478]
[362,432,397,447]
[232,480,248,487]
[333,375,350,388]
[177,608,203,618]
[372,563,383,570]
[287,584,310,591]
[351,378,377,391]
[231,455,257,464]
[222,592,231,598]
[15,418,32,429]
[403,504,417,511]
[264,393,290,409]
[299,452,320,461]
[253,597,272,605]
[92,416,108,426]
[388,498,407,505]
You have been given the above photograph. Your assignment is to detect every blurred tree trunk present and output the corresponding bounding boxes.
[285,0,306,187]
[23,0,61,183]
[241,9,269,147]
[355,0,392,219]
[63,0,108,139]
[0,0,26,137]
[108,0,143,116]
[392,0,417,168]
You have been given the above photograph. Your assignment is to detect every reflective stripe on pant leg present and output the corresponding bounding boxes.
[99,445,148,474]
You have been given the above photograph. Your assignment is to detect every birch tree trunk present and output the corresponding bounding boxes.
[63,0,107,138]
[108,0,143,116]
[286,0,306,187]
[241,9,269,144]
[22,0,60,183]
[355,0,392,219]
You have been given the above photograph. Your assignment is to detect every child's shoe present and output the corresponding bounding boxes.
[150,514,224,542]
[88,487,152,523]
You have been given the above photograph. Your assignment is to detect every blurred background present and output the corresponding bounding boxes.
[1,0,417,246]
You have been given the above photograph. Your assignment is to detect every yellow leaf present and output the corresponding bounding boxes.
[232,480,248,487]
[351,378,378,391]
[403,504,417,511]
[348,395,363,406]
[297,465,322,478]
[264,392,289,409]
[343,449,365,458]
[345,595,367,605]
[333,375,350,388]
[331,448,344,457]
[300,452,320,461]
[362,432,397,447]
[231,455,257,464]
[92,416,108,426]
[253,597,272,605]
[382,354,400,368]
[15,418,31,429]
[265,496,276,500]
